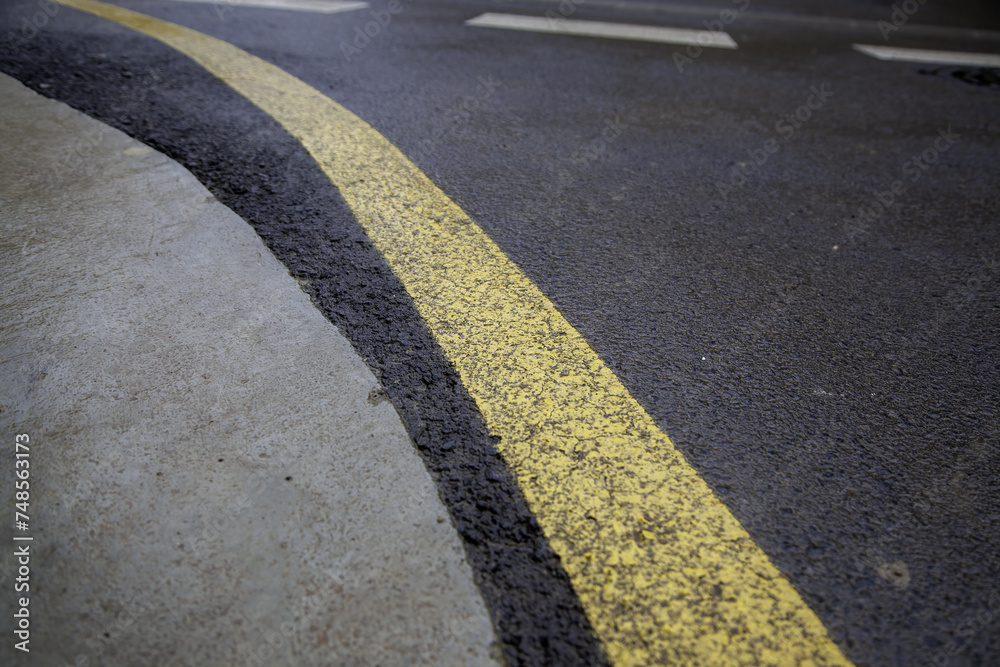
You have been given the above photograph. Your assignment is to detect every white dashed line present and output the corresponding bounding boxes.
[166,0,368,14]
[465,13,738,48]
[852,44,1000,68]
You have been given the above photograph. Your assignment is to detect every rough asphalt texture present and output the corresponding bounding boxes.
[2,0,999,665]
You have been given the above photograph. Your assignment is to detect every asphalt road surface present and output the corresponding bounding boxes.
[2,0,998,665]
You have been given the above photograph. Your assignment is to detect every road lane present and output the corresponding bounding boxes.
[40,2,850,664]
[2,0,998,664]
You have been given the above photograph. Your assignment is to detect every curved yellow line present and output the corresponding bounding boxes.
[55,1,853,664]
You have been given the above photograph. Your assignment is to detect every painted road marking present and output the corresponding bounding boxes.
[165,0,368,14]
[465,12,738,49]
[55,1,848,664]
[852,44,1000,68]
[512,0,1000,44]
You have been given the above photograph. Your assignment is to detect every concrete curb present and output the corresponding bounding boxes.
[0,72,500,666]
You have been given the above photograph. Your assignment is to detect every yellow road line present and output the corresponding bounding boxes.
[55,1,852,663]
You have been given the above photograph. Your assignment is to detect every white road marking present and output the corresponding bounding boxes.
[852,44,1000,68]
[511,1,1000,43]
[465,13,738,48]
[165,0,368,14]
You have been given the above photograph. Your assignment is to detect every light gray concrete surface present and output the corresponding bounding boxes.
[0,73,500,667]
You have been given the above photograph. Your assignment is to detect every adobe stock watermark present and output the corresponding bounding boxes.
[431,75,503,141]
[238,566,343,667]
[569,116,627,166]
[905,253,997,362]
[186,440,316,548]
[2,0,59,56]
[715,83,833,202]
[930,590,1000,666]
[876,252,998,380]
[190,470,271,548]
[41,68,163,184]
[340,0,406,63]
[673,0,749,73]
[115,67,163,121]
[544,0,586,27]
[213,0,239,21]
[878,0,929,41]
[839,126,959,247]
[47,123,110,181]
[58,599,147,667]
